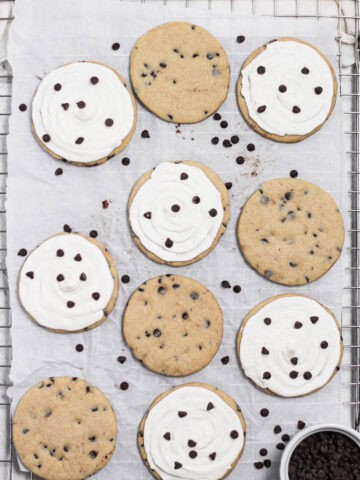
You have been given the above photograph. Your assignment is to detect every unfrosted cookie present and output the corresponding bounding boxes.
[138,383,246,480]
[237,178,344,285]
[237,38,337,143]
[130,22,230,123]
[123,275,223,376]
[32,61,137,166]
[13,377,117,480]
[237,294,343,397]
[128,161,229,266]
[18,233,118,332]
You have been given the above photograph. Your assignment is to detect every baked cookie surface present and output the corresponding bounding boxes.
[32,61,136,165]
[237,294,343,397]
[13,377,117,480]
[18,233,118,332]
[128,161,230,266]
[123,275,223,376]
[237,178,344,285]
[130,22,230,123]
[237,38,337,142]
[138,383,246,480]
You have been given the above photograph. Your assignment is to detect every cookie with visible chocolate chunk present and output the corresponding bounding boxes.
[13,377,117,480]
[237,178,344,285]
[123,275,223,376]
[130,22,230,124]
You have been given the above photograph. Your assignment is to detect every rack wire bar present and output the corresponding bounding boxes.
[0,0,359,479]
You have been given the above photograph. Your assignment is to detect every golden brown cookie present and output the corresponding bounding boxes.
[237,178,344,285]
[237,294,343,397]
[130,22,230,123]
[128,161,230,266]
[13,377,117,480]
[237,38,337,143]
[32,61,137,166]
[18,232,119,333]
[123,274,223,376]
[138,382,246,480]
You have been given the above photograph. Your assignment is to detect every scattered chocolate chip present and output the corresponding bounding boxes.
[74,254,82,261]
[257,66,265,74]
[311,316,319,324]
[121,275,130,284]
[144,211,151,219]
[221,356,230,365]
[262,347,270,355]
[207,402,215,411]
[290,371,299,379]
[18,248,27,256]
[165,238,173,248]
[163,432,171,441]
[247,143,255,152]
[225,182,232,190]
[264,317,272,325]
[89,451,98,459]
[189,450,197,459]
[321,340,328,349]
[171,204,180,212]
[291,357,298,365]
[220,120,228,128]
[112,42,120,50]
[303,371,312,380]
[301,67,310,74]
[274,425,282,434]
[75,137,84,145]
[75,344,84,352]
[211,136,219,145]
[221,280,231,288]
[105,118,114,127]
[61,103,69,111]
[294,321,303,329]
[141,130,150,138]
[57,274,64,282]
[92,292,100,301]
[80,273,87,281]
[257,105,266,113]
[297,420,306,429]
[260,448,268,456]
[77,101,86,109]
[54,83,62,91]
[254,462,264,470]
[209,208,217,217]
[182,312,189,320]
[233,285,241,293]
[56,249,64,257]
[315,86,323,95]
[290,169,298,178]
[190,292,199,300]
[282,434,290,442]
[55,168,63,176]
[260,408,269,417]
[178,411,187,418]
[153,329,161,337]
[67,301,75,309]
[263,371,271,380]
[117,356,126,364]
[42,134,51,143]
[292,106,301,114]
[279,84,287,93]
[89,230,98,238]
[236,156,245,165]
[158,286,167,295]
[180,172,188,180]
[213,113,221,120]
[264,459,272,468]
[122,157,130,166]
[120,382,129,391]
[19,103,27,112]
[90,76,99,85]
[230,430,239,439]
[209,452,217,460]
[231,135,239,144]
[174,462,182,470]
[223,139,232,148]
[237,35,245,43]
[277,443,285,451]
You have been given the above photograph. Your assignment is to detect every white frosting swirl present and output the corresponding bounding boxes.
[144,386,245,480]
[239,296,342,397]
[32,62,134,163]
[241,40,335,136]
[18,234,116,331]
[129,162,223,262]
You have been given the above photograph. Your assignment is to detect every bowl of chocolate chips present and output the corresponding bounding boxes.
[280,424,360,480]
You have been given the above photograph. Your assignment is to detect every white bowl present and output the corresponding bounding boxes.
[279,423,360,479]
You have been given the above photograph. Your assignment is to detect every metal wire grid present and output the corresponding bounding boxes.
[0,0,358,478]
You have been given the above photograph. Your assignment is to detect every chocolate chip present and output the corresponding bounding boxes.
[80,273,87,281]
[321,340,328,349]
[290,169,298,178]
[180,172,188,180]
[141,130,150,138]
[260,448,268,456]
[223,139,232,148]
[236,156,245,165]
[57,274,64,282]
[182,312,189,320]
[290,370,299,379]
[90,76,99,85]
[54,83,62,91]
[19,103,27,112]
[247,143,255,152]
[264,317,272,325]
[88,230,97,239]
[297,420,306,429]
[153,329,161,337]
[263,371,271,380]
[301,67,310,74]
[207,402,215,411]
[209,208,217,217]
[292,106,301,114]
[42,134,51,143]
[189,450,197,459]
[274,425,282,434]
[174,462,182,470]
[18,248,27,256]
[294,321,303,329]
[75,137,84,144]
[88,436,96,441]
[165,238,173,248]
[171,204,180,212]
[303,371,312,380]
[77,101,86,109]
[213,113,221,120]
[122,157,130,166]
[192,196,200,204]
[230,430,239,439]
[158,286,167,295]
[220,120,228,128]
[257,66,265,74]
[112,42,120,50]
[56,249,64,257]
[310,316,319,324]
[117,356,126,364]
[233,285,241,293]
[260,408,269,417]
[163,432,171,441]
[221,356,230,364]
[231,135,239,144]
[282,434,290,442]
[89,451,98,458]
[209,452,217,460]
[120,382,129,391]
[178,411,187,418]
[92,292,100,301]
[257,105,266,113]
[291,357,298,365]
[144,211,151,219]
[254,462,264,470]
[264,459,271,468]
[75,344,84,352]
[211,136,219,145]
[26,271,34,279]
[261,347,270,355]
[277,443,285,450]
[105,118,114,127]
[221,280,231,288]
[236,35,245,43]
[284,191,293,201]
[121,275,130,284]
[190,292,199,300]
[67,301,75,308]
[279,84,287,93]
[55,168,63,176]
[315,86,323,95]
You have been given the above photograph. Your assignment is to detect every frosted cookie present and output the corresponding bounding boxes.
[128,161,229,266]
[237,178,344,285]
[13,377,117,480]
[237,38,337,143]
[123,274,223,376]
[32,61,136,166]
[18,233,118,332]
[138,383,246,480]
[237,294,343,397]
[130,22,230,124]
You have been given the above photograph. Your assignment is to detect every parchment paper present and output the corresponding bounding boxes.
[6,1,347,478]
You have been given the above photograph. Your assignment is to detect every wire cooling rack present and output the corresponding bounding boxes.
[0,0,359,479]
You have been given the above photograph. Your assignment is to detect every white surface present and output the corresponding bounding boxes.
[4,0,348,479]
